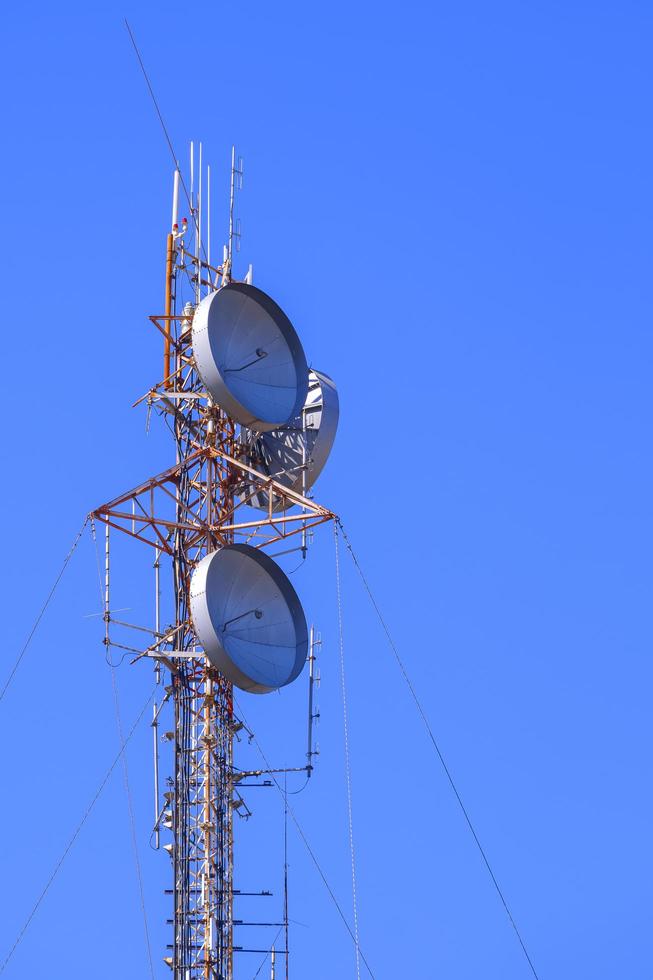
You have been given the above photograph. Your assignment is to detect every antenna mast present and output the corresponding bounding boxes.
[91,147,338,979]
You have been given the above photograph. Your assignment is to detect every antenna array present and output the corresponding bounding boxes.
[91,147,339,979]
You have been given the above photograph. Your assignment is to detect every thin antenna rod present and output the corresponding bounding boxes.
[207,164,211,273]
[284,778,289,980]
[104,523,110,651]
[152,701,160,850]
[171,169,179,232]
[190,141,194,211]
[307,626,316,775]
[152,545,161,850]
[197,142,202,302]
[164,169,176,388]
[228,145,236,271]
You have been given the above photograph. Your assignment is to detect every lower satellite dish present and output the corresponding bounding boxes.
[192,282,308,432]
[244,370,339,511]
[189,544,308,694]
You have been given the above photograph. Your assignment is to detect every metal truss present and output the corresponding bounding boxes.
[92,446,336,558]
[91,231,336,978]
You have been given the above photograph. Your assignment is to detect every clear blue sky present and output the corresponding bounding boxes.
[1,1,651,977]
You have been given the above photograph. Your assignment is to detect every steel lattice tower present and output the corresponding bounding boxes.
[91,155,336,978]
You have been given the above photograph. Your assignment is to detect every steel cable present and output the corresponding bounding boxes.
[251,927,283,980]
[124,19,209,265]
[336,518,541,980]
[0,685,157,974]
[0,517,88,705]
[334,523,362,980]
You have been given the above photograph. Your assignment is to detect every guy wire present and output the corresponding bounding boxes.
[336,518,541,980]
[334,522,362,980]
[0,517,88,705]
[124,19,208,263]
[0,685,157,974]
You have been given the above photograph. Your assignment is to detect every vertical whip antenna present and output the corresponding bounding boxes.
[228,145,235,269]
[197,142,203,303]
[171,169,180,233]
[190,141,194,206]
[207,164,211,273]
[227,146,244,277]
[164,170,176,389]
[284,779,289,980]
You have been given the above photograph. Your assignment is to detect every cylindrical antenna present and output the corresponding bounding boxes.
[228,144,236,271]
[104,523,110,650]
[164,230,174,388]
[284,777,289,980]
[152,700,160,849]
[190,141,194,205]
[207,163,211,274]
[154,546,161,684]
[270,946,276,980]
[197,142,202,303]
[171,169,180,233]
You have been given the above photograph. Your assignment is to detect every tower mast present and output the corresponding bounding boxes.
[91,152,337,978]
[167,189,236,974]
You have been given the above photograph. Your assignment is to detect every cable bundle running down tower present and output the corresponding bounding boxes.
[91,148,339,979]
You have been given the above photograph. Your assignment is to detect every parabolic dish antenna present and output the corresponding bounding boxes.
[189,544,308,694]
[245,369,339,512]
[192,282,309,432]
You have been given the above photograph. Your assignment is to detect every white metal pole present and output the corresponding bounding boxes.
[153,701,160,849]
[153,544,161,849]
[228,145,235,273]
[207,163,211,274]
[197,142,202,303]
[104,523,110,650]
[190,141,194,203]
[172,169,180,232]
[154,546,161,684]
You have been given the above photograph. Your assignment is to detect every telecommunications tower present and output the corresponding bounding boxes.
[91,146,339,978]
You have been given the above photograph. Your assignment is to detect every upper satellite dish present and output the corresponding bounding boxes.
[245,370,339,511]
[189,544,308,694]
[192,282,309,432]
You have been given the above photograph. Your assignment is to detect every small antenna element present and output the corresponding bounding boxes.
[196,142,203,301]
[227,145,244,274]
[171,169,179,233]
[207,164,211,270]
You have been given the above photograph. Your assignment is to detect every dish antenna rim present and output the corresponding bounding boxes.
[189,542,309,694]
[191,281,309,432]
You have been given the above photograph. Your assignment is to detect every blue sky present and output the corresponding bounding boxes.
[0,1,652,977]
